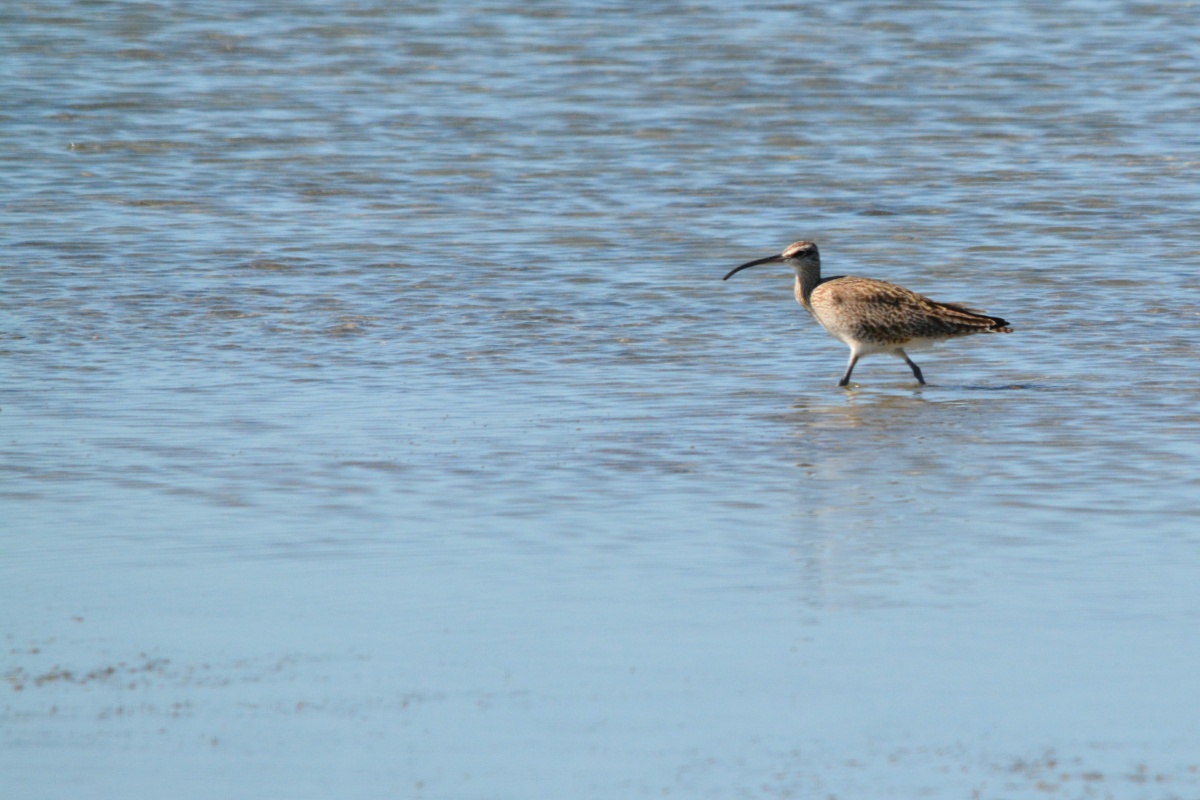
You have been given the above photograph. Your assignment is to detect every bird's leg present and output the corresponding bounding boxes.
[897,349,925,385]
[838,353,859,387]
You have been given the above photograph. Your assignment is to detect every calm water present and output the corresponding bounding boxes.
[4,2,1200,797]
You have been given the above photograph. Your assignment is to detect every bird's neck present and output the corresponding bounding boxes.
[792,261,821,308]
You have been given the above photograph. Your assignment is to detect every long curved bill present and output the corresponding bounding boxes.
[723,253,784,281]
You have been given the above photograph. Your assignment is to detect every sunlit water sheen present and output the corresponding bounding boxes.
[4,2,1200,798]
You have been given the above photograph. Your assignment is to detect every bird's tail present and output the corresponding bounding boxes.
[937,302,1013,333]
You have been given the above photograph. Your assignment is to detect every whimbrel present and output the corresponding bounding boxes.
[724,241,1011,386]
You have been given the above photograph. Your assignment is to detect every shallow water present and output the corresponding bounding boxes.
[4,1,1200,797]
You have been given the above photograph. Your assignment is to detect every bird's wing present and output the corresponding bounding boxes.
[814,277,1009,341]
[936,301,985,314]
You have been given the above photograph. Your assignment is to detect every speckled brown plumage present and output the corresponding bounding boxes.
[805,276,1012,346]
[724,241,1012,386]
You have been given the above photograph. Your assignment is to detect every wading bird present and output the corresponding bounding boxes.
[724,241,1011,387]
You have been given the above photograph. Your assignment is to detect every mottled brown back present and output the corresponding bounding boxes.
[810,276,1011,345]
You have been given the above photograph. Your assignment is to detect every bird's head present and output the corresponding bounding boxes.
[723,240,819,280]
